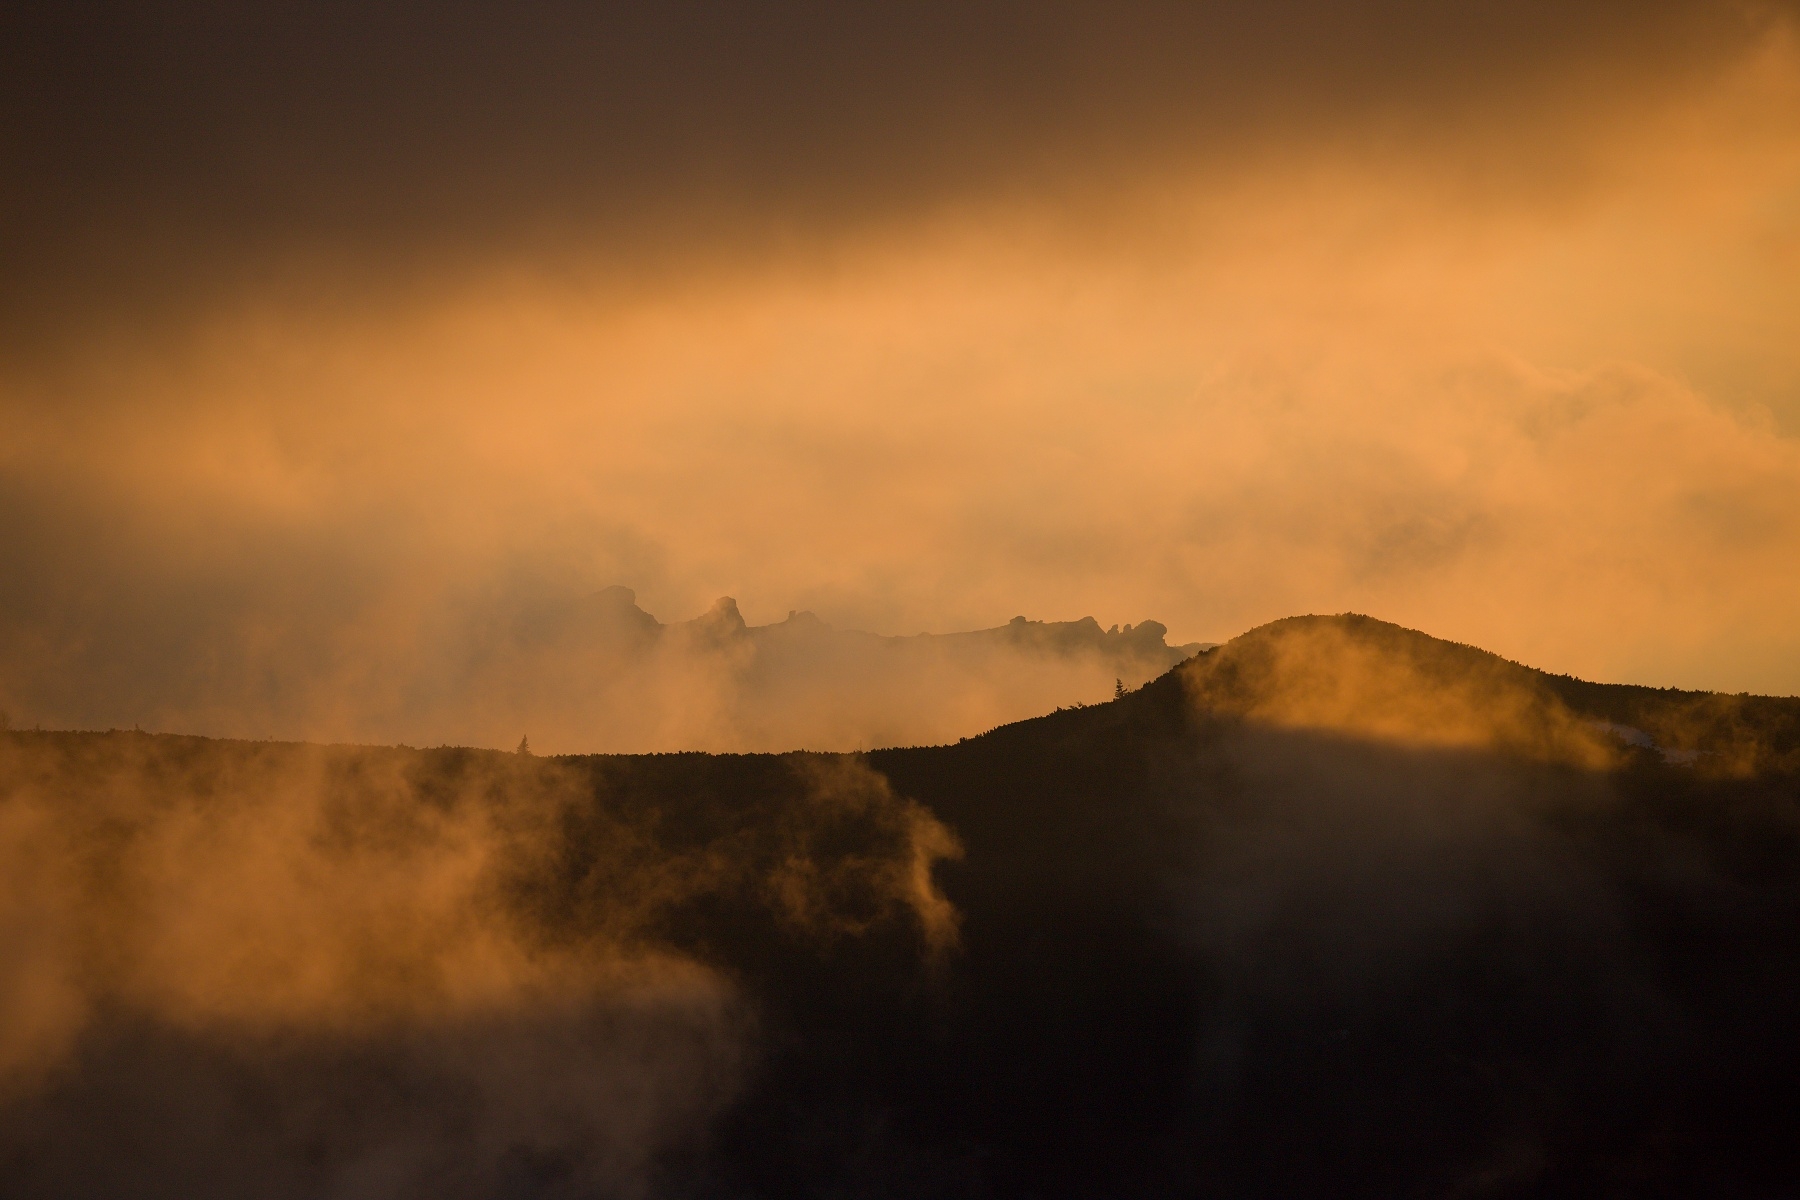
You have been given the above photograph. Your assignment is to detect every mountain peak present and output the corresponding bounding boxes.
[1165,612,1599,760]
[699,595,746,633]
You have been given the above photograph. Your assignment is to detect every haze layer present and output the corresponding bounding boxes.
[4,1,1799,744]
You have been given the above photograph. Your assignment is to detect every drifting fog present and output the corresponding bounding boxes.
[0,734,959,1194]
[2,615,1797,1192]
[2,3,1799,749]
[0,584,1202,753]
[3,4,1798,1192]
[432,588,1203,754]
[1165,649,1662,1189]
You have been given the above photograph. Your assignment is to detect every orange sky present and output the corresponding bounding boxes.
[2,2,1798,739]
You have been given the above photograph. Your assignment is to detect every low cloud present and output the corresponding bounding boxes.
[1136,616,1797,1186]
[446,589,1198,753]
[1180,614,1619,767]
[2,9,1796,745]
[0,732,958,1194]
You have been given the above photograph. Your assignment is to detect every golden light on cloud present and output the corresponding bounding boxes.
[10,8,1800,1195]
[1,4,1797,747]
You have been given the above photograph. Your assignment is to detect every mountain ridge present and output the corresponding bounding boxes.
[5,612,1799,1196]
[532,584,1213,664]
[957,612,1800,776]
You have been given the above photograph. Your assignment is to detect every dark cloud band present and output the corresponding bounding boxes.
[1,1,1782,349]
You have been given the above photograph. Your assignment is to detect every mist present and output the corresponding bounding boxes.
[4,4,1800,1190]
[0,731,959,1195]
[0,582,1203,753]
[4,615,1799,1192]
[4,4,1799,738]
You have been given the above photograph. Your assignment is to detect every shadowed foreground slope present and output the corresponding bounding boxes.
[3,615,1799,1197]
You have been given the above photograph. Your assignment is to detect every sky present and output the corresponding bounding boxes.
[3,0,1799,742]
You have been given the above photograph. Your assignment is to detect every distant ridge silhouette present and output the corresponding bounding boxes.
[5,613,1799,1196]
[528,585,1211,667]
[461,586,1216,753]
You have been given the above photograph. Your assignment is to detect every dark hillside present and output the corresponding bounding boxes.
[3,615,1799,1197]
